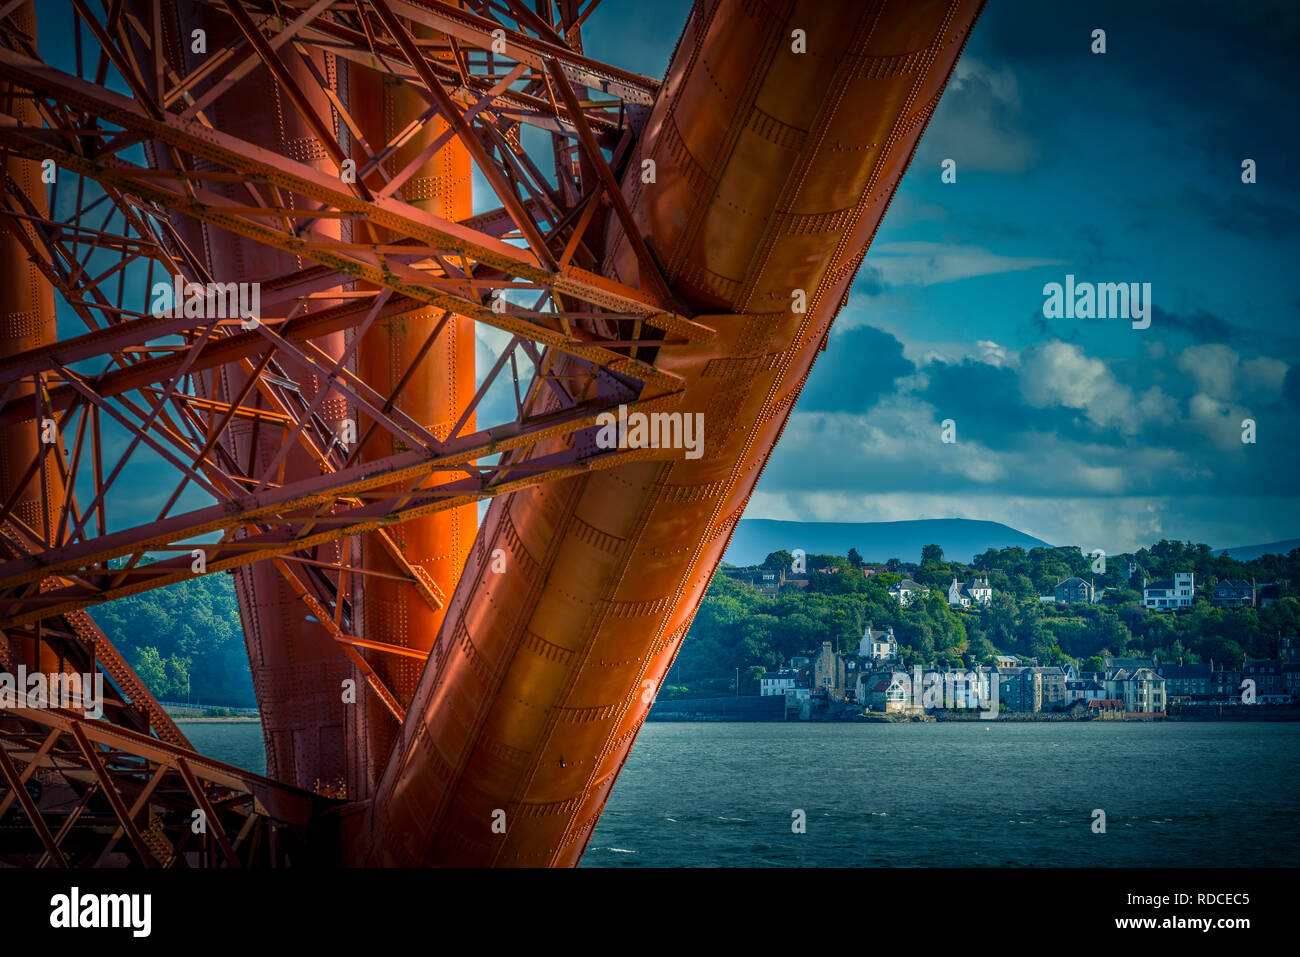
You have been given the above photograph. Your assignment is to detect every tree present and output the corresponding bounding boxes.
[165,655,190,700]
[921,544,945,566]
[132,646,167,695]
[762,549,793,570]
[967,633,996,663]
[847,548,863,568]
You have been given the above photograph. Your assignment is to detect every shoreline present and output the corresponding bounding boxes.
[647,711,1300,723]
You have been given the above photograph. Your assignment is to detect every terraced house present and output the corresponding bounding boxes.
[1104,667,1166,713]
[999,666,1069,712]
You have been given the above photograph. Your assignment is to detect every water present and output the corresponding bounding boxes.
[177,721,266,776]
[180,720,1300,866]
[581,722,1300,867]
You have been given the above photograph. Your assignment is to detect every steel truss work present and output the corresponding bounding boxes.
[0,0,703,628]
[1,0,697,865]
[0,700,325,867]
[0,0,985,865]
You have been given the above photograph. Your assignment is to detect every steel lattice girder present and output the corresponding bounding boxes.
[0,702,326,867]
[0,0,708,631]
[0,0,698,834]
[0,0,988,868]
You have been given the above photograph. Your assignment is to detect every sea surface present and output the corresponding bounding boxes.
[176,721,267,777]
[181,720,1300,867]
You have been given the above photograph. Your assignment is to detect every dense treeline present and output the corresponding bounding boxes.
[672,541,1300,688]
[88,569,253,706]
[83,539,1300,706]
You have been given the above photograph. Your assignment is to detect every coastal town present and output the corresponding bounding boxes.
[756,629,1295,721]
[650,545,1300,723]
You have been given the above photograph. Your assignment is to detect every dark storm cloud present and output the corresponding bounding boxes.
[1139,186,1300,241]
[854,264,888,297]
[978,0,1300,69]
[799,325,913,414]
[976,1,1300,190]
[1285,367,1300,409]
[1027,308,1081,344]
[919,359,1055,450]
[1147,307,1250,346]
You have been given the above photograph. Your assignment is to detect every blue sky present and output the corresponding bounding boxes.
[594,0,1300,552]
[34,1,1300,554]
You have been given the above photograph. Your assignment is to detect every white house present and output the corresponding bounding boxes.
[759,669,801,696]
[947,576,992,607]
[858,624,898,661]
[888,579,925,606]
[1144,571,1194,610]
[1066,679,1106,705]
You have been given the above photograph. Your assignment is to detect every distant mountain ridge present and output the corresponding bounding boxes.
[723,518,1052,566]
[1217,539,1300,561]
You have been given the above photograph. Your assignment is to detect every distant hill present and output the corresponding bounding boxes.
[723,518,1052,567]
[1217,539,1300,561]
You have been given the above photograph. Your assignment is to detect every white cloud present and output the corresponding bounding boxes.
[1019,340,1136,433]
[1187,392,1252,450]
[1136,386,1177,422]
[1176,344,1288,403]
[1177,344,1238,398]
[916,57,1039,174]
[975,340,1013,368]
[866,242,1062,287]
[1241,356,1288,399]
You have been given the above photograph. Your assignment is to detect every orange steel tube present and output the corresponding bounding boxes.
[0,0,63,676]
[125,1,358,797]
[354,0,986,865]
[349,52,477,794]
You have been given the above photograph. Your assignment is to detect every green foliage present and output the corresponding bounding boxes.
[90,568,254,706]
[86,538,1300,705]
[133,646,167,692]
[679,541,1300,681]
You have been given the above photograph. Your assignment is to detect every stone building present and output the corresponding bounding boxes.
[811,641,846,698]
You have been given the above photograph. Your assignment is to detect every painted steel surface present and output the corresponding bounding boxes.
[0,0,982,867]
[357,0,984,866]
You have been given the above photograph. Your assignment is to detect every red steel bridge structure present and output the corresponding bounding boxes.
[0,0,983,866]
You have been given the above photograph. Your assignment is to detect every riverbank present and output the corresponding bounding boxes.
[648,696,1300,722]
